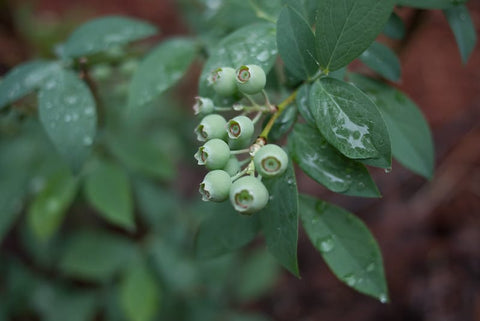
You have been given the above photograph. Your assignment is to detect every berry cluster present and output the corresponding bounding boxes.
[194,64,289,215]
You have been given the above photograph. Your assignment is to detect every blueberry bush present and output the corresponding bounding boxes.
[0,0,476,320]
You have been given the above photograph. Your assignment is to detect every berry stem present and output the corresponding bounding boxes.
[259,90,298,140]
[231,149,250,155]
[252,111,263,124]
[214,106,234,112]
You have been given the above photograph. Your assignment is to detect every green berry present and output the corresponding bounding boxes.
[230,176,269,214]
[195,138,231,170]
[193,96,215,115]
[235,64,266,95]
[253,144,288,177]
[199,170,232,202]
[226,115,254,142]
[222,156,241,176]
[211,67,237,96]
[194,114,227,142]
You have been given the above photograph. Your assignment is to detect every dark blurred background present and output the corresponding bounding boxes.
[0,0,479,321]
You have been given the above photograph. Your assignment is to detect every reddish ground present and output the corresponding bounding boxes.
[1,1,479,321]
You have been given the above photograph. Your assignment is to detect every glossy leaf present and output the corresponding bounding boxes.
[396,0,467,9]
[38,69,97,172]
[199,23,277,98]
[360,42,401,82]
[300,195,388,302]
[444,5,477,64]
[383,12,405,40]
[277,6,318,80]
[350,74,434,179]
[84,160,135,230]
[120,263,161,321]
[260,161,299,277]
[59,229,137,281]
[296,83,316,126]
[195,202,260,258]
[309,77,391,168]
[289,124,380,197]
[315,0,395,72]
[128,38,197,109]
[61,16,157,58]
[0,60,60,109]
[27,169,78,241]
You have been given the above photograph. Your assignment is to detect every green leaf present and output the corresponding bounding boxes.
[32,285,98,321]
[396,0,467,9]
[120,263,161,321]
[300,195,388,302]
[0,60,60,109]
[282,0,318,24]
[383,12,405,40]
[260,161,299,277]
[128,38,197,109]
[107,132,176,181]
[277,6,318,80]
[349,74,434,179]
[360,42,401,82]
[309,77,391,168]
[27,168,78,241]
[38,69,97,172]
[296,83,316,126]
[61,16,157,58]
[149,238,199,292]
[234,248,280,303]
[289,124,380,198]
[315,0,395,72]
[195,202,260,258]
[59,229,137,281]
[199,23,277,98]
[267,104,297,142]
[84,159,135,230]
[444,5,477,64]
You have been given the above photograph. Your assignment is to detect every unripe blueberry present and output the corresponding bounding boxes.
[226,116,254,143]
[194,138,231,170]
[230,176,269,214]
[210,67,237,96]
[235,64,266,95]
[199,170,232,202]
[193,96,215,115]
[194,114,227,142]
[253,144,288,177]
[222,156,241,176]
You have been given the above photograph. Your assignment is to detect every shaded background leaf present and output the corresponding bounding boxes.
[38,69,97,172]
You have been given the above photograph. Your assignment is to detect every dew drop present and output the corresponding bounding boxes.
[379,293,388,304]
[65,96,78,104]
[317,235,335,253]
[384,167,392,174]
[83,136,93,146]
[366,262,375,272]
[343,273,357,286]
[256,50,270,62]
[84,107,95,116]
